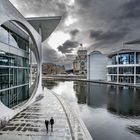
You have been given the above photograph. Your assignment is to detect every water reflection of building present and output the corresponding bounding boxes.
[73,47,87,75]
[42,80,58,90]
[82,82,140,116]
[73,81,87,104]
[107,85,140,116]
[87,83,108,107]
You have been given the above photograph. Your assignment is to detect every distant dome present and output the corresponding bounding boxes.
[89,50,102,55]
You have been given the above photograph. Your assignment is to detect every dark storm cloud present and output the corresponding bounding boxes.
[119,0,140,19]
[42,43,60,63]
[10,0,140,62]
[57,40,79,54]
[70,29,79,37]
[76,0,93,8]
[89,28,129,43]
[10,0,68,17]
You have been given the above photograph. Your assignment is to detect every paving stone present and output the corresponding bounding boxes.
[0,88,92,140]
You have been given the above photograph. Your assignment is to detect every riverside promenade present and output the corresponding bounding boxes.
[0,88,92,140]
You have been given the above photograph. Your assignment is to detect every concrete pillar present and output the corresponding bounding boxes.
[134,51,136,84]
[39,27,42,89]
[29,48,32,87]
[117,53,119,83]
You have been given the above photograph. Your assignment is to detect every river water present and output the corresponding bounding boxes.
[43,80,140,140]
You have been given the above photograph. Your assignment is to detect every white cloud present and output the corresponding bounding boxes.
[64,16,77,26]
[48,31,70,50]
[67,0,75,6]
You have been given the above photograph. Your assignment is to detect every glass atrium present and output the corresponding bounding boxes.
[0,21,30,108]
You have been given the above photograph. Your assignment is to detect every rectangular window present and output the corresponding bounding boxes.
[0,68,9,90]
[112,56,117,65]
[119,67,134,74]
[0,51,9,65]
[108,67,117,74]
[111,76,117,82]
[119,76,134,83]
[118,53,134,64]
[136,67,140,74]
[136,76,140,83]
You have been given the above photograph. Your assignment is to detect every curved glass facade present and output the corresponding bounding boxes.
[0,22,30,108]
[107,51,140,84]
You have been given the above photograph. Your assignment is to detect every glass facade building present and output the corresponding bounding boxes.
[107,50,140,84]
[0,21,30,108]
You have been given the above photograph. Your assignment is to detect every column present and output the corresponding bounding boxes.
[117,53,119,83]
[39,27,42,89]
[134,51,136,84]
[29,48,32,87]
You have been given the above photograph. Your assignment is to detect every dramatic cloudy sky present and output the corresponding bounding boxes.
[9,0,140,69]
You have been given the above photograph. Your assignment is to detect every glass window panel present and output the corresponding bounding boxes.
[24,69,29,83]
[25,40,29,51]
[0,51,9,65]
[111,76,117,82]
[9,53,17,66]
[0,90,9,107]
[9,88,17,108]
[14,68,17,86]
[24,58,29,67]
[119,54,129,64]
[18,36,27,51]
[120,67,134,74]
[136,52,140,64]
[17,86,29,102]
[9,68,17,87]
[136,67,140,74]
[136,76,140,83]
[9,31,18,48]
[108,67,117,74]
[118,53,134,64]
[16,56,23,67]
[18,68,24,85]
[119,76,134,83]
[0,68,9,90]
[0,26,8,44]
[9,68,14,87]
[129,53,134,64]
[112,56,117,64]
[0,85,29,108]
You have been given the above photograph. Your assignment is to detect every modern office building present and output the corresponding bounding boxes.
[87,48,140,84]
[0,0,61,120]
[87,51,107,81]
[0,21,30,108]
[107,49,140,84]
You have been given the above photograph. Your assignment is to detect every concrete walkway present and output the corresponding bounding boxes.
[0,88,93,140]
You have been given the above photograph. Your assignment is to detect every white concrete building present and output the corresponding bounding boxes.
[87,51,107,81]
[107,49,140,84]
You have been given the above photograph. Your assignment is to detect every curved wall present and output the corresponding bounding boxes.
[0,0,41,120]
[107,50,140,84]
